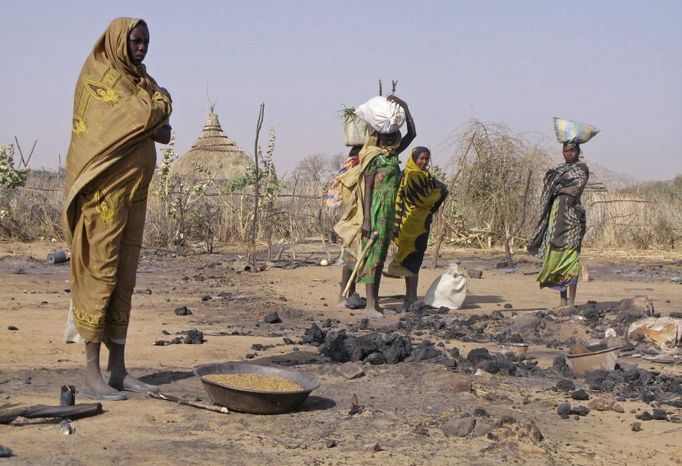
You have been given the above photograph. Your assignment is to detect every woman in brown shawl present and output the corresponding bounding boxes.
[63,18,172,400]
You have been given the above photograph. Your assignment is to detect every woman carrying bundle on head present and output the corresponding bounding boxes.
[387,146,448,309]
[335,95,415,318]
[528,118,599,307]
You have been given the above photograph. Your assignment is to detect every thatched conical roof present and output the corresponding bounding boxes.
[172,109,251,181]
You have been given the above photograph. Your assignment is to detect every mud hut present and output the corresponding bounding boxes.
[172,106,252,182]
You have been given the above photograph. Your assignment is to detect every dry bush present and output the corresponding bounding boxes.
[440,120,551,251]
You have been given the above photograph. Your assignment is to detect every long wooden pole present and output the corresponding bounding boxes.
[343,231,379,297]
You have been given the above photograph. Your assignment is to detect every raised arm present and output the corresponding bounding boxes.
[387,95,415,154]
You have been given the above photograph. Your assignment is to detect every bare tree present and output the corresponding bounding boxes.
[294,154,330,182]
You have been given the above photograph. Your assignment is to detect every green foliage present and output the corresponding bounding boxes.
[0,144,28,189]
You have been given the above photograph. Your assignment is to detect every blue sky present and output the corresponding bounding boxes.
[1,0,680,180]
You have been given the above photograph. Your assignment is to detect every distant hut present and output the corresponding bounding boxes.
[172,106,251,182]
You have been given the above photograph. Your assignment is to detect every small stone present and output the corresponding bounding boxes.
[631,422,642,432]
[556,379,575,392]
[447,374,471,394]
[471,420,494,437]
[337,362,365,380]
[473,408,490,418]
[358,318,369,330]
[263,312,282,324]
[0,445,13,458]
[279,296,288,302]
[282,337,294,345]
[7,326,18,331]
[201,294,212,301]
[640,411,653,421]
[571,389,590,401]
[325,439,337,448]
[611,403,625,413]
[503,303,513,309]
[443,416,476,437]
[364,442,383,452]
[468,269,483,279]
[365,352,387,365]
[588,399,613,411]
[245,353,256,359]
[174,306,192,316]
[346,293,366,310]
[557,403,572,417]
[652,409,667,420]
[572,406,590,416]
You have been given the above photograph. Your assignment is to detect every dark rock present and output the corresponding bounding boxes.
[557,403,572,417]
[473,408,490,418]
[670,311,682,318]
[631,422,642,432]
[319,330,351,362]
[350,333,382,361]
[476,359,499,374]
[443,417,476,437]
[322,319,333,328]
[382,335,412,364]
[447,347,461,360]
[0,445,13,458]
[503,303,513,309]
[7,326,18,331]
[411,341,441,362]
[263,312,282,324]
[640,411,653,421]
[302,323,326,346]
[571,389,590,401]
[467,348,491,365]
[245,353,256,359]
[174,306,192,316]
[251,343,269,351]
[556,379,575,392]
[201,294,212,301]
[408,300,429,313]
[345,293,366,310]
[182,329,204,344]
[437,306,450,314]
[652,409,667,420]
[365,352,387,365]
[162,330,170,335]
[572,406,590,416]
[283,337,294,345]
[553,357,573,378]
[490,310,504,320]
[325,439,337,448]
[278,296,288,302]
[358,318,369,330]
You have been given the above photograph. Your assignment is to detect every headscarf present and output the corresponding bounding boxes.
[63,17,172,242]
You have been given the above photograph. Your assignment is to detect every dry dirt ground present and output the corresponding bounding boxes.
[1,240,681,465]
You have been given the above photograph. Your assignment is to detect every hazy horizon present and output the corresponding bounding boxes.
[1,0,680,181]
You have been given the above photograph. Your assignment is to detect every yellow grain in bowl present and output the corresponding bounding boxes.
[204,373,303,392]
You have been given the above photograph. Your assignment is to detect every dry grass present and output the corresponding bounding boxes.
[1,159,679,253]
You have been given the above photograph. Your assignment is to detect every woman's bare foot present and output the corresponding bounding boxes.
[108,372,159,393]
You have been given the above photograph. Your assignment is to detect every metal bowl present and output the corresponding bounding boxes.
[566,346,620,378]
[193,362,320,414]
[498,342,529,357]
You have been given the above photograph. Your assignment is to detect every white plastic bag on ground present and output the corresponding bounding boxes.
[343,117,369,147]
[355,96,406,134]
[424,263,468,310]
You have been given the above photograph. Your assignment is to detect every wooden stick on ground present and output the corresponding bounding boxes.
[343,231,379,297]
[148,391,229,414]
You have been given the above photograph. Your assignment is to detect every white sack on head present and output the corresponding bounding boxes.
[355,96,406,134]
[424,263,468,310]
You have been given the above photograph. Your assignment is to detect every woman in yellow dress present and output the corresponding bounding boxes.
[63,18,172,400]
[387,147,447,308]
